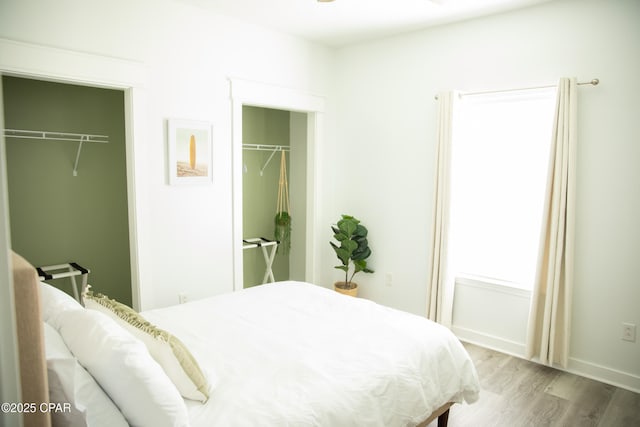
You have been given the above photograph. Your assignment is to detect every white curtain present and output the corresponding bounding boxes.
[526,77,577,368]
[427,92,455,328]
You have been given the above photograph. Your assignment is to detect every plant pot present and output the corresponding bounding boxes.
[334,281,358,297]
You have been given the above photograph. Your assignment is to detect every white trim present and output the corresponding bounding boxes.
[567,357,640,394]
[0,38,146,88]
[305,112,322,284]
[123,87,147,310]
[229,78,324,113]
[0,38,148,310]
[454,326,640,393]
[0,78,22,427]
[453,326,527,357]
[455,274,532,299]
[229,78,325,291]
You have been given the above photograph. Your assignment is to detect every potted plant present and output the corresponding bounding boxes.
[330,214,374,297]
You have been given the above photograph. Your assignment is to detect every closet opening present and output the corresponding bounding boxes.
[230,78,324,292]
[2,75,133,306]
[241,106,307,288]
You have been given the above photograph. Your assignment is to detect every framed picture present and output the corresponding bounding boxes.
[167,119,213,185]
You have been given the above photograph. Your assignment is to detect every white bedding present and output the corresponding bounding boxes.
[142,281,480,427]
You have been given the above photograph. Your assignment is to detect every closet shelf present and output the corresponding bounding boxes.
[242,143,290,152]
[242,143,290,176]
[4,129,109,143]
[3,128,109,176]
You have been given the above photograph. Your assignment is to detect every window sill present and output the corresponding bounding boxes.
[455,274,532,298]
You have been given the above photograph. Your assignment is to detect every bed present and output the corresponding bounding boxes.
[12,251,479,427]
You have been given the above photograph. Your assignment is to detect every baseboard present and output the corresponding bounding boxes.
[452,325,526,357]
[567,357,640,394]
[452,325,640,394]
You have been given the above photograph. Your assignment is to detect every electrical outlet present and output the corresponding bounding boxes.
[178,293,188,304]
[622,323,636,342]
[385,272,393,287]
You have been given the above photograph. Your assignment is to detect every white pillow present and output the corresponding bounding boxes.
[56,309,190,427]
[40,282,83,327]
[43,322,128,427]
[84,291,210,402]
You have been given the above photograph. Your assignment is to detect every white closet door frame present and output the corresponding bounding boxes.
[230,78,325,291]
[0,38,148,310]
[0,72,21,427]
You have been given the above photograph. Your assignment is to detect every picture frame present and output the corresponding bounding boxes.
[167,119,213,185]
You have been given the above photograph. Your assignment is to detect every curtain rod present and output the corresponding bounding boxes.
[434,78,599,100]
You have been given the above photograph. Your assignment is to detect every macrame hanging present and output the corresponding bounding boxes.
[274,150,291,255]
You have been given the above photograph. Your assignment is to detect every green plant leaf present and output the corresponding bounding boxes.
[354,224,368,238]
[341,239,357,253]
[338,218,357,236]
[353,259,367,272]
[352,246,371,261]
[331,245,351,266]
[333,232,348,242]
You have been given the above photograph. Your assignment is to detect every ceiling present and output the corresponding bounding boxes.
[176,0,556,47]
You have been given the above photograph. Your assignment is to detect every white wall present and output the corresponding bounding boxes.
[326,0,640,391]
[452,279,531,356]
[0,0,333,309]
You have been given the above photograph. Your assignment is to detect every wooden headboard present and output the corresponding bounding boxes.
[11,251,51,427]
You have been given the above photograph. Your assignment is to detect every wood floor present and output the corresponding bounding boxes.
[426,342,640,427]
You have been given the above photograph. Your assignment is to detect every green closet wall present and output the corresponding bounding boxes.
[3,76,132,305]
[242,106,290,287]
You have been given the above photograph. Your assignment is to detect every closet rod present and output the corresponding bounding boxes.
[242,143,290,152]
[3,129,109,176]
[3,129,109,143]
[243,143,290,176]
[434,78,599,100]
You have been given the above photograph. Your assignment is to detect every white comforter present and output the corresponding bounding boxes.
[142,281,479,427]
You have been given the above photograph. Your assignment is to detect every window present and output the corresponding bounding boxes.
[450,88,557,289]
